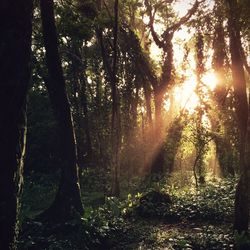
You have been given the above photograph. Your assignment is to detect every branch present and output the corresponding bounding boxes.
[144,0,164,48]
[120,27,159,91]
[164,0,202,36]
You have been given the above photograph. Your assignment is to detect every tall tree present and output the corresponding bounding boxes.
[96,0,121,196]
[0,1,33,249]
[211,2,235,177]
[40,0,83,220]
[227,0,249,234]
[144,0,201,128]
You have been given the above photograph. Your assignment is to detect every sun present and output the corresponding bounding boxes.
[202,71,218,91]
[164,72,218,114]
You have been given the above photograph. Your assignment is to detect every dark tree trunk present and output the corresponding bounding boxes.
[227,0,249,234]
[110,0,121,197]
[40,0,83,220]
[80,76,93,163]
[0,1,33,249]
[143,82,153,127]
[154,91,164,133]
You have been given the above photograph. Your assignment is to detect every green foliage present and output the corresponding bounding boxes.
[80,167,110,193]
[19,197,128,249]
[132,178,236,223]
[21,173,59,220]
[83,197,125,240]
[57,1,94,41]
[168,178,236,222]
[234,232,250,250]
[164,116,187,173]
[135,190,172,218]
[26,88,60,174]
[18,216,104,249]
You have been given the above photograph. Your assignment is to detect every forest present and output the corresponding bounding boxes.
[0,0,250,249]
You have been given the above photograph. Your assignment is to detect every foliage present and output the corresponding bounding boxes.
[20,168,237,249]
[19,196,129,250]
[20,173,59,220]
[26,88,60,174]
[132,178,236,223]
[234,232,250,250]
[166,178,236,222]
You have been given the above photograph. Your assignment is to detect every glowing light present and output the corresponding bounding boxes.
[201,71,218,91]
[176,76,199,113]
[140,106,146,114]
[173,0,197,17]
[163,98,171,111]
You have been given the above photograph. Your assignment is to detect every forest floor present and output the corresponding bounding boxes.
[113,218,233,249]
[19,172,240,249]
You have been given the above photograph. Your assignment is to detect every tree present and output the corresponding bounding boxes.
[40,0,83,220]
[0,1,33,249]
[211,2,235,177]
[96,0,121,196]
[227,0,249,234]
[144,0,201,127]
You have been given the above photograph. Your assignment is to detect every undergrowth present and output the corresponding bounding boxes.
[19,170,239,249]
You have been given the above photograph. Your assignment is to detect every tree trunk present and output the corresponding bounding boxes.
[211,15,235,177]
[143,82,153,127]
[0,1,33,249]
[110,0,121,197]
[80,76,93,164]
[154,90,163,132]
[227,0,249,234]
[40,0,83,220]
[96,0,121,196]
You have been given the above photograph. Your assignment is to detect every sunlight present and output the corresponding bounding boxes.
[164,76,199,114]
[201,71,218,91]
[173,0,196,17]
[176,76,199,113]
[164,71,218,114]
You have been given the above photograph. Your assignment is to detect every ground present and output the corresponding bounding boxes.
[19,172,242,249]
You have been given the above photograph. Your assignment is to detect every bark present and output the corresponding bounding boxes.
[40,0,83,220]
[194,30,207,184]
[0,1,33,249]
[227,0,249,234]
